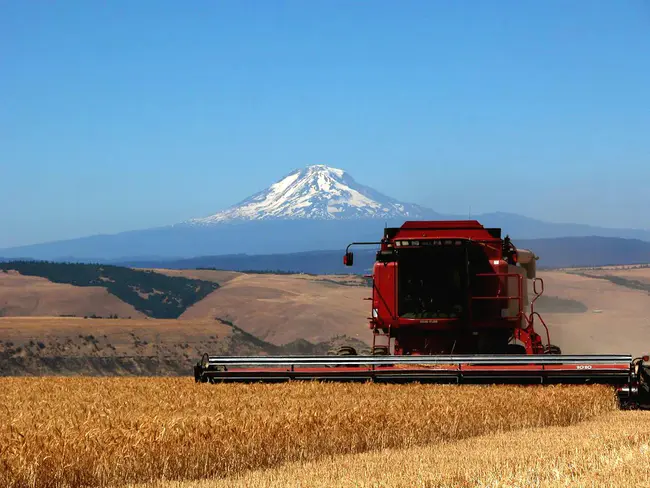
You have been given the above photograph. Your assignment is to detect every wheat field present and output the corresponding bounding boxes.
[156,411,650,488]
[0,378,618,488]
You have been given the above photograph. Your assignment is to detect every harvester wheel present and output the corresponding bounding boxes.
[505,344,527,355]
[372,346,389,356]
[336,346,358,356]
[545,344,562,355]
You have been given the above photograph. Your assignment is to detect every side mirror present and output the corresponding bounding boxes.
[343,252,354,266]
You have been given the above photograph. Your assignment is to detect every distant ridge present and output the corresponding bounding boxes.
[2,164,649,260]
[115,236,650,274]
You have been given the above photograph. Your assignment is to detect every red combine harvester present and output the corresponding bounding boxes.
[195,220,650,409]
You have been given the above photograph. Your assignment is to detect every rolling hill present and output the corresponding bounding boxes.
[178,272,371,345]
[0,271,144,318]
[1,261,649,377]
[0,261,219,319]
[0,316,366,376]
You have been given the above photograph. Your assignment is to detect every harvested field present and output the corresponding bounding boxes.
[608,267,650,285]
[0,378,616,488]
[537,271,650,357]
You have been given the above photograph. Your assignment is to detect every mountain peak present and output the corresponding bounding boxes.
[304,164,345,175]
[188,164,436,224]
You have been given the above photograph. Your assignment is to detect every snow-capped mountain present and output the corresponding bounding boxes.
[188,164,436,224]
[4,165,650,262]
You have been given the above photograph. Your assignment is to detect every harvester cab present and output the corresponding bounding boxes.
[343,220,556,357]
[194,219,650,410]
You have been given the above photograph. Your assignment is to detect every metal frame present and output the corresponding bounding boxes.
[199,354,632,367]
[195,354,634,388]
[194,355,649,409]
[194,354,634,398]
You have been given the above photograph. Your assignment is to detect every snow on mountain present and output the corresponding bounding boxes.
[188,164,437,224]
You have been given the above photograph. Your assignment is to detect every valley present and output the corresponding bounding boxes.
[0,261,649,376]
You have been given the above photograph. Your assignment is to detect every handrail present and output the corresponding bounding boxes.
[471,272,524,321]
[526,276,548,343]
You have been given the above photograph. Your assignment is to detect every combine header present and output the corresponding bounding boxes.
[195,220,650,409]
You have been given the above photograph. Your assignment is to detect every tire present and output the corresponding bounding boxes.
[336,346,358,356]
[372,346,389,356]
[505,344,528,355]
[545,344,562,355]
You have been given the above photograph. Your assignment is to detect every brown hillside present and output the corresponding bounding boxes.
[139,268,242,284]
[180,269,649,356]
[0,317,248,376]
[0,317,230,357]
[180,273,370,345]
[0,316,366,376]
[0,271,144,318]
[1,267,648,360]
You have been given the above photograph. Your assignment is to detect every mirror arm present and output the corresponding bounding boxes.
[345,241,384,253]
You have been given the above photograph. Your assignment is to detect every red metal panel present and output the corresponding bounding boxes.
[391,229,500,241]
[400,220,484,229]
[208,363,630,375]
[393,220,499,242]
[373,261,396,328]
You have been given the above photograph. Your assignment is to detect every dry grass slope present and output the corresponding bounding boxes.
[178,269,650,354]
[0,317,283,376]
[0,379,615,488]
[140,269,242,285]
[180,273,370,345]
[0,271,143,318]
[2,266,649,357]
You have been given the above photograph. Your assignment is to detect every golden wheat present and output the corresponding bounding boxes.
[0,378,616,488]
[163,411,650,488]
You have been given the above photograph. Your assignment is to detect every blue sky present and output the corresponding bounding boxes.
[1,1,649,248]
